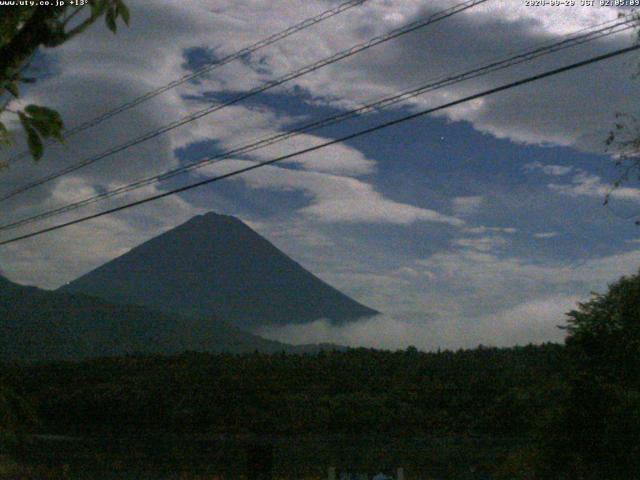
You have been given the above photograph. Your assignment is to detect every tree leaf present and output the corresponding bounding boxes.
[18,112,44,161]
[28,117,53,137]
[24,104,60,120]
[106,7,117,32]
[116,0,130,25]
[24,105,64,141]
[89,0,106,17]
[5,81,19,97]
[0,122,12,146]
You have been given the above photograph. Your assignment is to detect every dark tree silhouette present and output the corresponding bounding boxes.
[537,271,640,479]
[0,1,129,161]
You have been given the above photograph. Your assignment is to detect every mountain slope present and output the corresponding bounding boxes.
[0,275,327,362]
[60,212,378,329]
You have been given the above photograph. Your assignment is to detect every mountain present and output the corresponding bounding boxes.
[0,275,337,362]
[59,212,378,329]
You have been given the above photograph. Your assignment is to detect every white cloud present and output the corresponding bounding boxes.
[35,0,624,165]
[2,0,631,208]
[524,161,573,176]
[245,218,336,249]
[416,246,640,319]
[463,226,517,235]
[243,133,377,176]
[305,240,640,335]
[0,1,232,219]
[200,159,464,226]
[524,165,640,204]
[262,243,640,350]
[548,171,640,203]
[215,0,630,151]
[163,102,377,177]
[452,195,483,216]
[533,231,559,239]
[257,295,575,351]
[0,179,203,289]
[452,235,508,252]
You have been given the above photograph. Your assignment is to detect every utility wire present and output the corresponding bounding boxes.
[1,43,638,246]
[6,0,370,164]
[0,15,635,233]
[0,0,489,203]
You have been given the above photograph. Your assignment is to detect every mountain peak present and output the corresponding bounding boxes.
[60,213,378,330]
[181,211,238,225]
[199,211,237,221]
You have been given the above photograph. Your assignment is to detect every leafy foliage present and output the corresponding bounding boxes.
[604,112,640,222]
[2,345,568,478]
[0,382,37,455]
[17,106,63,160]
[603,14,640,221]
[565,270,640,383]
[536,271,640,479]
[5,345,567,438]
[0,1,129,161]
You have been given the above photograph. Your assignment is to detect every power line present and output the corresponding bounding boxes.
[5,0,370,164]
[1,43,637,247]
[0,0,489,203]
[0,15,635,233]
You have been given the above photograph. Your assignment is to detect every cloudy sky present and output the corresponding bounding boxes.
[1,0,640,350]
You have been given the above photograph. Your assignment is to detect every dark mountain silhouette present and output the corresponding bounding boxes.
[60,212,378,329]
[0,275,340,362]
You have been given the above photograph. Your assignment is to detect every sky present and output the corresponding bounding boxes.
[1,0,640,350]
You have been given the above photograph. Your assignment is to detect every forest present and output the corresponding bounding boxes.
[2,344,568,479]
[1,267,639,480]
[3,344,565,437]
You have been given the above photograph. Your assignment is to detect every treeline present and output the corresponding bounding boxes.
[2,344,566,438]
[3,270,640,478]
